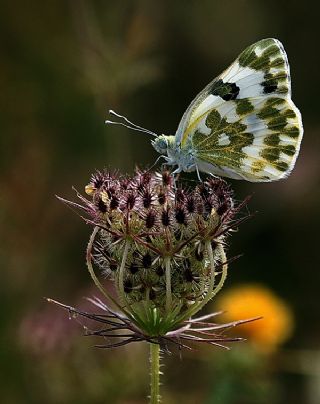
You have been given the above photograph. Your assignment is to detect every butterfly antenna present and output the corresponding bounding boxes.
[105,110,158,137]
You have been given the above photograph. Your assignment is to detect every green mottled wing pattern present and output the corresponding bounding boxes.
[193,96,302,181]
[175,38,303,181]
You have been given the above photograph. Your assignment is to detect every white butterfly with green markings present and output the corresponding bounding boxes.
[106,38,303,182]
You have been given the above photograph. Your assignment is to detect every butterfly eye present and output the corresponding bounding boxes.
[152,135,169,154]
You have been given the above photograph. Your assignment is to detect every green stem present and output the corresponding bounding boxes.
[173,242,228,325]
[150,343,161,404]
[164,257,172,312]
[195,242,228,311]
[117,239,131,308]
[195,240,218,309]
[207,243,228,300]
[86,227,123,311]
[87,226,113,301]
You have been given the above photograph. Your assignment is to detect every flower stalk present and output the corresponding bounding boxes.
[150,343,161,404]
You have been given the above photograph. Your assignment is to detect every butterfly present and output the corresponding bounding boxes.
[106,38,303,182]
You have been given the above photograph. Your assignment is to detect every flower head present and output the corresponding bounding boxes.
[54,169,253,350]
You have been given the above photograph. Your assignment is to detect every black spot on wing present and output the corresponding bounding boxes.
[210,79,240,101]
[263,83,278,94]
[262,73,284,94]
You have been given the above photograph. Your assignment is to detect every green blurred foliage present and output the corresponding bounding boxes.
[1,0,320,403]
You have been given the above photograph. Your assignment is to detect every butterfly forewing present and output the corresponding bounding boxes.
[174,38,303,181]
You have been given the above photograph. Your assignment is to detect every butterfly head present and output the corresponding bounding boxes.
[152,135,175,154]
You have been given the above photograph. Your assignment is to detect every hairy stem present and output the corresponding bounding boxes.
[150,343,161,404]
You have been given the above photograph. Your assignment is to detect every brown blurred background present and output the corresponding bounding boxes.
[1,1,319,403]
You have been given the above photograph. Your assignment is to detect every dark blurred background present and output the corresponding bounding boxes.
[1,1,319,403]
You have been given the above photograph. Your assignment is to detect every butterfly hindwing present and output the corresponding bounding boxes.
[174,38,303,181]
[192,96,302,181]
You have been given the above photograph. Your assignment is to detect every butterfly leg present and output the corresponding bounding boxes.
[195,165,202,182]
[149,154,167,171]
[171,166,182,189]
[208,172,221,180]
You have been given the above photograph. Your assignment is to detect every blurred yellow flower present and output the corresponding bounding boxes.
[216,284,294,353]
